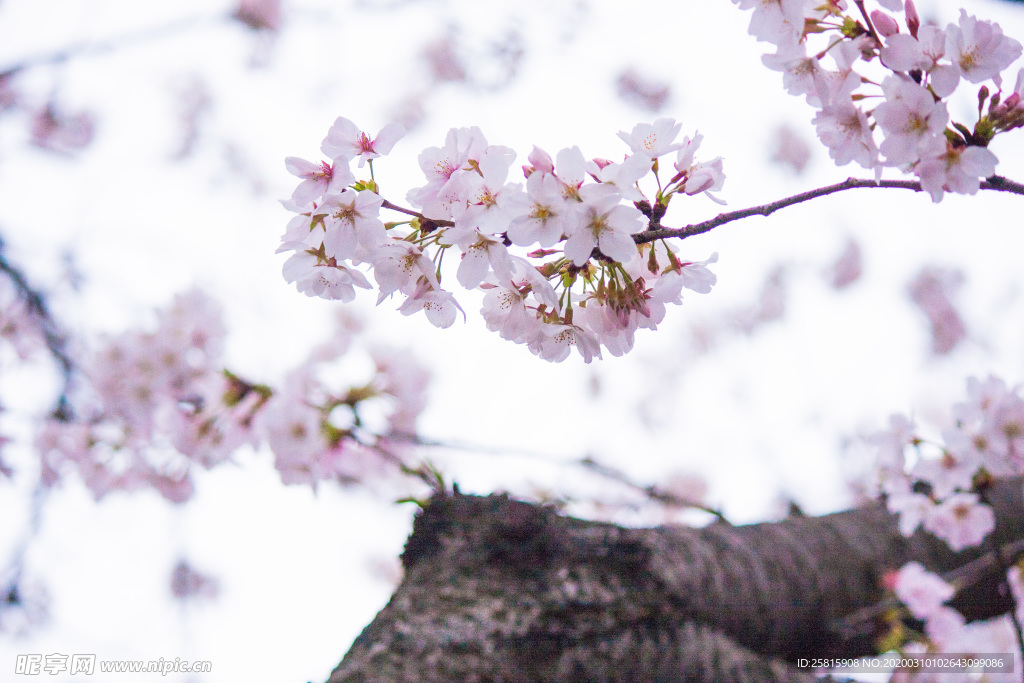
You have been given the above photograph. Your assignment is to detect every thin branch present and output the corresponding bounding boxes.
[0,238,75,418]
[831,536,1024,640]
[0,14,216,77]
[380,199,454,227]
[384,431,729,520]
[635,175,1024,245]
[853,0,883,49]
[578,455,731,524]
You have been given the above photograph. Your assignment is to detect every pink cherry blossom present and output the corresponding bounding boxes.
[319,189,387,260]
[875,75,948,166]
[886,491,932,536]
[280,248,372,302]
[407,127,490,217]
[881,27,960,97]
[397,281,466,329]
[321,116,405,167]
[506,171,573,248]
[455,233,514,289]
[893,561,955,620]
[562,184,644,266]
[370,239,439,301]
[616,118,684,159]
[812,98,880,171]
[922,492,995,551]
[587,154,650,202]
[916,144,997,203]
[284,157,353,207]
[527,321,601,363]
[732,0,809,46]
[945,10,1022,85]
[761,41,824,101]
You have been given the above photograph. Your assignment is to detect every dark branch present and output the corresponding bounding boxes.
[0,238,75,418]
[635,175,1024,244]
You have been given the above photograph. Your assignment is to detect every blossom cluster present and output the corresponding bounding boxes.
[870,376,1024,667]
[278,116,722,362]
[872,376,1024,549]
[884,561,1021,675]
[736,0,1024,201]
[33,291,428,502]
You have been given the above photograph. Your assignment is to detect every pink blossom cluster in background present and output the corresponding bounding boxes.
[739,0,1024,201]
[871,376,1024,670]
[28,291,428,502]
[885,561,1022,676]
[279,117,722,362]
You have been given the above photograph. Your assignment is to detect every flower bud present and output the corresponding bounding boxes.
[905,0,920,38]
[871,10,899,38]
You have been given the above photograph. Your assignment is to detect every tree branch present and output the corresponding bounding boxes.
[635,175,1024,245]
[0,238,75,418]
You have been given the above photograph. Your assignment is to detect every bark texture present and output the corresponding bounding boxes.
[328,479,1024,683]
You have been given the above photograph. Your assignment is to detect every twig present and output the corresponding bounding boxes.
[384,432,729,521]
[0,238,75,418]
[578,455,731,523]
[832,536,1024,639]
[0,14,215,77]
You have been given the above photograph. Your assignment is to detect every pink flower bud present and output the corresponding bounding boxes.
[871,11,900,38]
[527,146,554,174]
[905,0,920,38]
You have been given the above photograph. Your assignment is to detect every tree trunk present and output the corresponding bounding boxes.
[328,479,1024,683]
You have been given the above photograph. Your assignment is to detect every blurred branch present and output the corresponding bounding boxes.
[0,237,74,418]
[385,431,727,520]
[0,13,216,77]
[578,455,730,524]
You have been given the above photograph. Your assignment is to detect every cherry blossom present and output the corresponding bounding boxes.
[923,492,995,551]
[319,189,388,260]
[284,157,353,207]
[397,281,466,329]
[874,76,948,166]
[945,10,1022,86]
[321,116,405,167]
[916,144,997,203]
[881,27,960,98]
[616,118,684,159]
[505,171,573,248]
[562,184,645,266]
[893,562,955,620]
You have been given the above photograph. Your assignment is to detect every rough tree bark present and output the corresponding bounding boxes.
[328,479,1024,683]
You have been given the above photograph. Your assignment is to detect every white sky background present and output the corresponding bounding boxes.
[2,0,1024,681]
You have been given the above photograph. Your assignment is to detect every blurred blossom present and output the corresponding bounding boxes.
[770,124,811,173]
[0,71,17,111]
[233,0,281,31]
[825,238,862,290]
[30,103,95,155]
[733,265,786,333]
[170,560,220,601]
[423,36,467,83]
[615,69,671,112]
[907,267,966,355]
